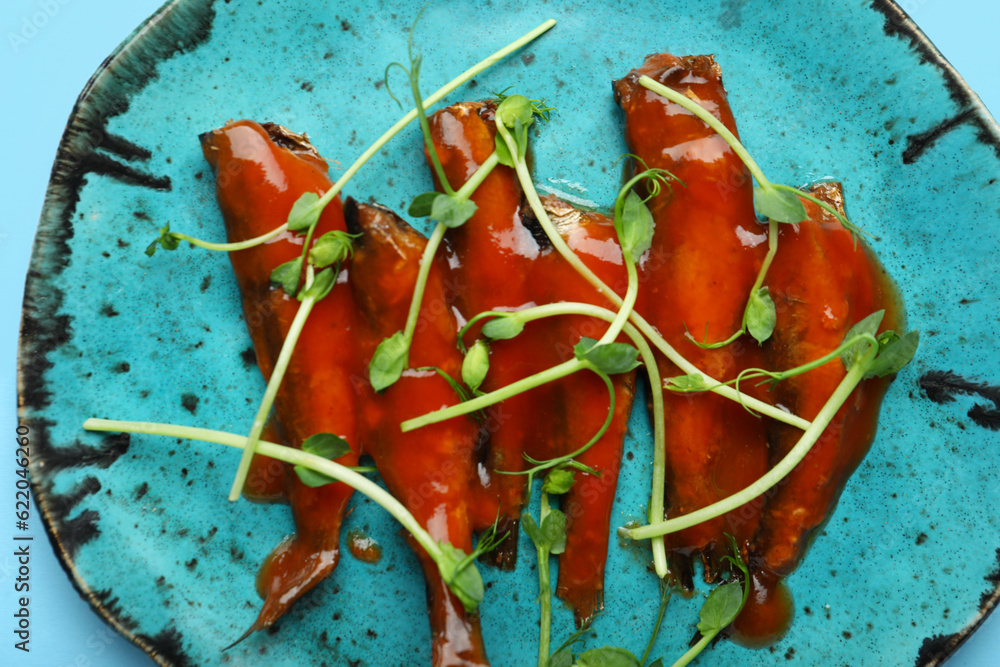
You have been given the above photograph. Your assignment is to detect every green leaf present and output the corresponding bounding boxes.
[408,191,442,217]
[145,224,180,257]
[696,580,744,635]
[541,509,567,555]
[369,330,408,392]
[574,337,641,375]
[430,194,478,229]
[865,330,919,378]
[437,542,484,614]
[270,257,303,296]
[576,647,641,667]
[299,267,337,301]
[495,94,535,128]
[753,186,807,223]
[521,512,544,548]
[547,649,574,667]
[482,314,524,340]
[616,190,655,260]
[462,340,490,392]
[542,468,575,495]
[310,230,356,268]
[495,133,515,167]
[648,658,664,667]
[840,310,885,369]
[745,287,777,344]
[301,433,352,461]
[293,465,337,488]
[287,192,322,231]
[665,373,710,392]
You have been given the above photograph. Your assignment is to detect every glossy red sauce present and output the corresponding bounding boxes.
[731,183,900,643]
[615,55,770,584]
[201,120,361,637]
[346,199,489,667]
[347,529,383,565]
[428,103,637,626]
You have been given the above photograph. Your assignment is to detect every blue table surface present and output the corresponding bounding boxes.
[2,1,997,665]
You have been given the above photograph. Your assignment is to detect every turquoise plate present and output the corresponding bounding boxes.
[18,0,1000,665]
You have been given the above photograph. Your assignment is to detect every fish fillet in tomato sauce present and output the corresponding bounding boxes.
[201,120,361,636]
[346,198,490,667]
[428,103,637,625]
[531,196,637,627]
[614,54,771,585]
[427,101,551,567]
[732,183,901,645]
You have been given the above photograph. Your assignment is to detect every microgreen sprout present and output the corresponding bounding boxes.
[623,312,918,542]
[640,580,674,666]
[82,418,489,611]
[668,536,749,667]
[522,472,570,666]
[370,15,523,391]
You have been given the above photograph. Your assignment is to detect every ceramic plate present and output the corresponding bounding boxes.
[18,0,1000,665]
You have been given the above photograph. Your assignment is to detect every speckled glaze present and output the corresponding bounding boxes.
[17,0,1000,665]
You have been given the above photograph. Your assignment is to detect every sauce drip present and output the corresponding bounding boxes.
[347,529,383,565]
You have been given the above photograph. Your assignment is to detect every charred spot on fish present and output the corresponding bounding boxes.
[114,362,130,373]
[340,19,351,31]
[261,123,323,160]
[185,558,198,571]
[521,53,535,66]
[916,532,928,545]
[301,81,314,92]
[181,393,199,414]
[101,303,120,318]
[200,275,212,292]
[135,482,149,500]
[135,626,195,667]
[518,199,552,250]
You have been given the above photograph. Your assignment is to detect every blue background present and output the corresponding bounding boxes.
[1,1,998,665]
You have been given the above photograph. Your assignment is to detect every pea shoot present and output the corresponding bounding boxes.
[82,418,493,614]
[668,536,749,667]
[622,311,918,542]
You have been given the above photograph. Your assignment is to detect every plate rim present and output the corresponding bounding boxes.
[17,1,1000,665]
